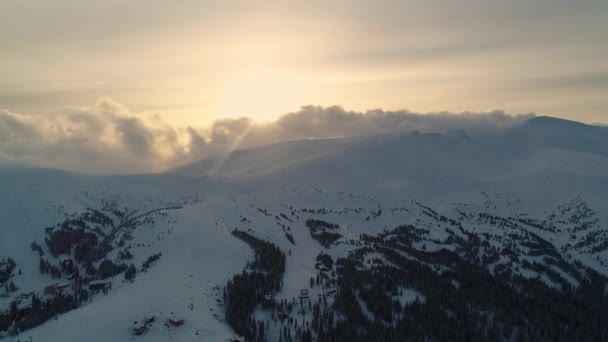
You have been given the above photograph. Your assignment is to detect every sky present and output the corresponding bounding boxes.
[0,0,607,173]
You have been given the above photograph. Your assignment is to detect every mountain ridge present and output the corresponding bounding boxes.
[2,114,608,341]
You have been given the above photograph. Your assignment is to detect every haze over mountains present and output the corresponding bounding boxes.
[174,116,608,198]
[2,115,608,341]
[0,100,534,175]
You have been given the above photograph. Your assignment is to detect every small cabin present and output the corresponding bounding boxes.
[299,289,309,297]
[168,319,185,327]
[57,283,71,290]
[45,283,71,295]
[44,284,57,295]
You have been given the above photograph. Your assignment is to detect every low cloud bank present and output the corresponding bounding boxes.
[0,98,534,174]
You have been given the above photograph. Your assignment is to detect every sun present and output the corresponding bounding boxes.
[213,67,311,122]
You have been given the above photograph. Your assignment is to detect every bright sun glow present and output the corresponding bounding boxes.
[213,67,312,122]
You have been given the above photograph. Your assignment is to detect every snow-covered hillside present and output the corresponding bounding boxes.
[2,116,608,341]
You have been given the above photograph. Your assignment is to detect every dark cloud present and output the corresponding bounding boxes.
[113,116,154,157]
[186,126,207,159]
[274,106,533,139]
[0,98,534,174]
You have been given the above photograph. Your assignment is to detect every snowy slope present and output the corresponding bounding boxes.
[2,116,608,341]
[172,117,608,197]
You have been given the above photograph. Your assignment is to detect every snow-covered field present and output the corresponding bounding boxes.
[2,116,608,341]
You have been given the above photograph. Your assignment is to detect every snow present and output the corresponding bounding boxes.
[2,117,608,340]
[394,288,426,306]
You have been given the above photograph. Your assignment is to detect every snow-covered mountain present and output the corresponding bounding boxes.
[174,116,608,188]
[2,116,608,341]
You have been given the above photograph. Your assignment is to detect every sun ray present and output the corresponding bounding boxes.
[208,123,254,175]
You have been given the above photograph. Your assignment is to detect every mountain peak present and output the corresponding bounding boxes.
[524,116,590,129]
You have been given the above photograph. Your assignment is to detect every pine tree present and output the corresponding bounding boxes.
[124,264,137,281]
[7,281,17,292]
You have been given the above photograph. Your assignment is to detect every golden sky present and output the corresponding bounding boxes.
[1,0,607,125]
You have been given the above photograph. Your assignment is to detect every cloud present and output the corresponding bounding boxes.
[0,98,534,174]
[0,97,187,174]
[274,105,533,139]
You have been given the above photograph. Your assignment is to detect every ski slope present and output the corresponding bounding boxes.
[2,116,608,341]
